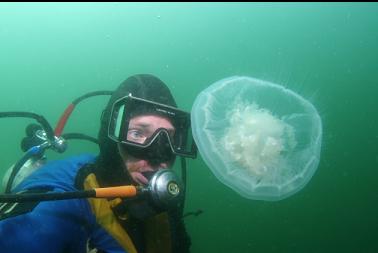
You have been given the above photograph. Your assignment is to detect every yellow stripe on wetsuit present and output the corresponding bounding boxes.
[83,173,172,253]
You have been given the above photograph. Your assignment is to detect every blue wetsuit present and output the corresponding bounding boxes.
[0,154,126,253]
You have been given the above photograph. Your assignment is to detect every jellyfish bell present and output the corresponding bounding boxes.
[191,76,322,201]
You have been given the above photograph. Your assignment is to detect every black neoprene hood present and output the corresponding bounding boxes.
[95,74,177,186]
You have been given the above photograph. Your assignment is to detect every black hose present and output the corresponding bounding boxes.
[72,91,113,105]
[0,190,96,203]
[62,133,99,145]
[179,157,187,218]
[0,112,54,141]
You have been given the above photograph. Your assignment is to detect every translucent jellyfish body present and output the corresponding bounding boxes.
[191,76,322,201]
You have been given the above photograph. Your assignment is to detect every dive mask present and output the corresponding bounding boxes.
[108,94,197,159]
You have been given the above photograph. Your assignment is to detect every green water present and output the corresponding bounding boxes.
[0,3,377,253]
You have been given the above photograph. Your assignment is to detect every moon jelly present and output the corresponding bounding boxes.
[191,76,322,201]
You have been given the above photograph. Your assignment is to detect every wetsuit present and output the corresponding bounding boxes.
[0,154,189,253]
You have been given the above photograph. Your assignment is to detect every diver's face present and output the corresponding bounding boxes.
[118,115,175,186]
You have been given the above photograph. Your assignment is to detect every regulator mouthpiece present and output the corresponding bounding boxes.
[147,169,183,208]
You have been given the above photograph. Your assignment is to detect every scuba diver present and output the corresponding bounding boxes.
[0,74,197,253]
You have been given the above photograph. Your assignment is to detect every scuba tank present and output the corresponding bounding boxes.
[1,157,46,193]
[1,123,47,193]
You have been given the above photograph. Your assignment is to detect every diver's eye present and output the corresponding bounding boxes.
[127,129,147,143]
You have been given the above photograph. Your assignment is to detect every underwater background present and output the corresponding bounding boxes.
[0,3,377,253]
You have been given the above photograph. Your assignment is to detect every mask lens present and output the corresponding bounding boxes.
[114,105,124,139]
[109,103,127,141]
[126,126,149,144]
